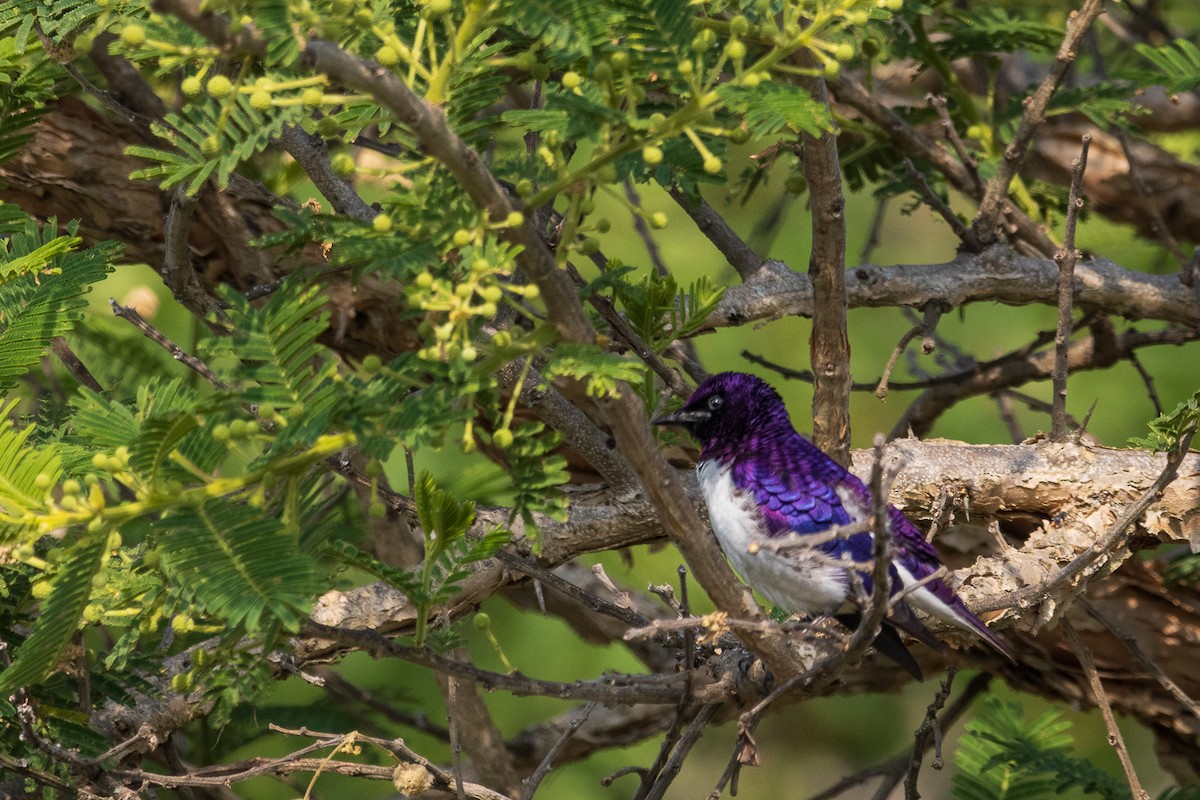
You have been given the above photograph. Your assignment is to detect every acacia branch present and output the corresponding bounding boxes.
[971,0,1105,244]
[800,69,852,465]
[713,247,1200,330]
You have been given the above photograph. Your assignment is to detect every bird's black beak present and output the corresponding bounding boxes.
[651,409,710,426]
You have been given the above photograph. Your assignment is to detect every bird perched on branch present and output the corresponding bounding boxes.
[653,372,1014,679]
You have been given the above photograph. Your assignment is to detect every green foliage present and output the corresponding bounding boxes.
[0,215,117,394]
[932,7,1061,60]
[716,83,833,138]
[154,499,320,634]
[127,93,304,194]
[1128,388,1200,452]
[0,534,107,692]
[953,695,1127,800]
[541,343,645,399]
[1131,39,1200,96]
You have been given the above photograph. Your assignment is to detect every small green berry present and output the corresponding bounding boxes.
[649,211,668,229]
[362,354,383,374]
[726,39,747,60]
[375,45,399,66]
[642,145,664,166]
[453,228,473,247]
[460,344,478,361]
[415,271,434,288]
[473,611,491,630]
[249,90,272,111]
[594,218,612,233]
[730,15,750,36]
[703,155,722,174]
[181,76,203,97]
[302,87,324,106]
[579,237,600,255]
[592,61,612,83]
[561,71,582,89]
[206,75,233,98]
[492,428,514,449]
[331,152,356,176]
[373,214,393,232]
[201,135,221,157]
[515,178,534,197]
[505,211,524,227]
[120,24,147,47]
[34,472,53,490]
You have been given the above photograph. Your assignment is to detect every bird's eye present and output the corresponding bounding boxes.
[706,395,724,412]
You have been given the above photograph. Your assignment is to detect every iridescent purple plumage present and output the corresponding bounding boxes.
[654,372,1013,675]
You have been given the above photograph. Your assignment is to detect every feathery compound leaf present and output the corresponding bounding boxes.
[953,696,1106,800]
[499,0,622,57]
[415,471,477,561]
[717,83,833,138]
[216,281,334,409]
[934,7,1061,59]
[155,500,320,633]
[0,231,116,394]
[0,400,62,537]
[129,413,199,486]
[0,534,106,692]
[127,94,303,194]
[540,344,644,398]
[1128,388,1200,452]
[1131,39,1200,95]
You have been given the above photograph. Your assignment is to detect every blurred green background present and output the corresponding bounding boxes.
[88,156,1194,797]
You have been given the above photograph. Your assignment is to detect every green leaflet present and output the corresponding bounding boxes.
[0,220,117,394]
[126,93,304,194]
[1132,39,1200,96]
[0,400,62,539]
[0,534,107,692]
[717,83,834,138]
[155,499,320,634]
[953,696,1127,800]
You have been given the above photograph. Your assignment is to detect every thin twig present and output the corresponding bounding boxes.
[1126,350,1164,416]
[994,391,1025,443]
[1080,598,1200,722]
[901,667,958,800]
[521,702,598,799]
[642,703,722,800]
[446,677,468,800]
[1061,620,1148,800]
[110,299,230,390]
[858,197,890,265]
[971,0,1105,244]
[927,94,981,192]
[496,551,652,630]
[902,159,980,249]
[161,187,227,323]
[302,621,686,705]
[1051,134,1092,441]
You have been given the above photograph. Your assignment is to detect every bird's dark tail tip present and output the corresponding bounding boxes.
[836,614,926,681]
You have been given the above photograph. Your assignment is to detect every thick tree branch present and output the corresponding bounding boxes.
[799,70,852,465]
[712,247,1200,330]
